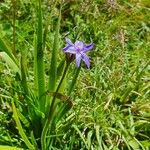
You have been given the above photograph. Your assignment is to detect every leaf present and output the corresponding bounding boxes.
[0,145,23,150]
[87,130,93,149]
[20,48,29,95]
[17,110,30,127]
[48,10,61,91]
[36,0,46,113]
[72,125,88,149]
[120,86,133,103]
[0,37,18,66]
[68,66,81,95]
[30,131,38,149]
[54,102,73,124]
[57,59,65,78]
[33,33,38,96]
[12,101,34,150]
[95,125,103,150]
[128,139,140,150]
[0,52,20,74]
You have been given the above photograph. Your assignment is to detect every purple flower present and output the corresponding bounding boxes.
[63,38,94,68]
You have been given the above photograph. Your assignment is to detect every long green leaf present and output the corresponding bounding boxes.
[12,102,34,150]
[0,146,23,150]
[33,33,38,96]
[48,10,61,91]
[20,48,29,96]
[36,0,46,113]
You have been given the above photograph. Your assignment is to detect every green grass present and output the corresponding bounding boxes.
[0,0,150,149]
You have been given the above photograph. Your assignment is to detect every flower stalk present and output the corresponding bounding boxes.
[41,61,70,150]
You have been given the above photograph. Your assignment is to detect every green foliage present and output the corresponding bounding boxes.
[0,0,150,149]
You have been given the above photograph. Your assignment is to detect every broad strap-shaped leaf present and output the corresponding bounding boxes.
[36,0,46,113]
[48,10,61,91]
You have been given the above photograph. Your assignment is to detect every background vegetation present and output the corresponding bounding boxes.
[0,0,150,149]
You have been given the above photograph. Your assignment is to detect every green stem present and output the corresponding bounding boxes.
[41,62,70,150]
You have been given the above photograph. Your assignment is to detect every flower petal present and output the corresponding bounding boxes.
[65,37,73,45]
[83,43,94,52]
[81,53,90,68]
[75,41,84,50]
[76,53,82,68]
[63,45,76,54]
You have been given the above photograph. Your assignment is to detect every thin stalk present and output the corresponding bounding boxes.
[41,62,70,150]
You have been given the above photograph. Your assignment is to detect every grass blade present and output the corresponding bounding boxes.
[95,125,103,150]
[87,130,93,149]
[30,131,38,149]
[72,125,88,149]
[0,146,23,150]
[12,101,34,150]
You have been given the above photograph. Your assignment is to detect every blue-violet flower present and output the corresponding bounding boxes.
[63,38,94,68]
